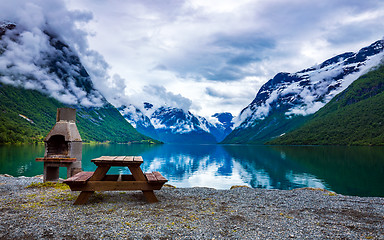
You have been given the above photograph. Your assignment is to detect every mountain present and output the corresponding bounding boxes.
[222,40,384,144]
[119,104,233,144]
[118,104,159,141]
[209,112,234,142]
[0,22,154,144]
[267,63,384,145]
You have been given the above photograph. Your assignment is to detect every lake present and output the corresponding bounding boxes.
[0,144,383,197]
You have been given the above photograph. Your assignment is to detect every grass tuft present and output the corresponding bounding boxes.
[26,182,70,190]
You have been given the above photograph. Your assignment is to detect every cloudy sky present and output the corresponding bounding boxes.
[2,0,384,119]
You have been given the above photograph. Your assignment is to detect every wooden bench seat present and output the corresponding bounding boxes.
[64,171,94,185]
[64,171,168,188]
[145,171,168,183]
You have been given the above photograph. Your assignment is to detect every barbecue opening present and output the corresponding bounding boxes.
[47,135,69,157]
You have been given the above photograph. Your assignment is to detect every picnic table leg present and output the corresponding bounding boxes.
[73,166,110,205]
[74,191,94,205]
[142,191,159,203]
[128,165,159,203]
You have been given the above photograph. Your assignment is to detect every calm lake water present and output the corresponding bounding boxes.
[0,144,383,197]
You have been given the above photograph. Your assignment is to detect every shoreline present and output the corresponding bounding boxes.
[1,175,383,239]
[0,140,161,145]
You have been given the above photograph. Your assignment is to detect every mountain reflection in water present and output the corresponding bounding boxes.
[0,144,383,197]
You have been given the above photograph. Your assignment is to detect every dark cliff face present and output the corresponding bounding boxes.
[45,32,96,96]
[0,22,16,37]
[223,40,384,144]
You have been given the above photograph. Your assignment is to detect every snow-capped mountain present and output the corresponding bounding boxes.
[223,39,384,144]
[119,103,233,143]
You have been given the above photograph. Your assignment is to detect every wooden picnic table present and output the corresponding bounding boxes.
[64,156,167,205]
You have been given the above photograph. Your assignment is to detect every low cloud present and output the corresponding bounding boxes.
[205,87,236,99]
[2,0,384,118]
[128,85,193,112]
[0,0,107,107]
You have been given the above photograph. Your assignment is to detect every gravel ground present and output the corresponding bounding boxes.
[0,174,383,240]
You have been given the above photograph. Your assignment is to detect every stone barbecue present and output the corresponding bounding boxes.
[36,108,82,182]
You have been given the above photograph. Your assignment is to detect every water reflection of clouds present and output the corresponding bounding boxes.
[168,159,251,189]
[147,157,163,172]
[285,171,328,190]
[17,162,33,176]
[136,145,294,189]
[251,170,273,189]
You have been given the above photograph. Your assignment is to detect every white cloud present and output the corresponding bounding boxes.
[127,85,193,112]
[65,0,384,117]
[0,0,107,107]
[1,0,384,117]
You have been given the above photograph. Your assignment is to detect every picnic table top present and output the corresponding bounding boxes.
[91,156,143,166]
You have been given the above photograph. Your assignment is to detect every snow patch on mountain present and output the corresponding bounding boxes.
[288,51,384,116]
[234,40,384,129]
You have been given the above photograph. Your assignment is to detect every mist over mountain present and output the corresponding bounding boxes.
[0,22,152,143]
[0,20,230,144]
[223,40,384,144]
[0,21,105,107]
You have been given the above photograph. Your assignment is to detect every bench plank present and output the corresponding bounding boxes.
[133,156,143,163]
[114,156,126,161]
[91,157,103,161]
[75,172,94,182]
[153,171,168,183]
[64,171,94,184]
[145,172,157,183]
